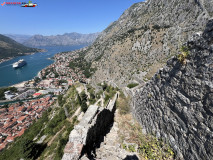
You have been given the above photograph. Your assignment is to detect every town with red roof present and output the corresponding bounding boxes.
[0,96,54,151]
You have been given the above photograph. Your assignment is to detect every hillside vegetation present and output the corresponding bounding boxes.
[0,34,41,59]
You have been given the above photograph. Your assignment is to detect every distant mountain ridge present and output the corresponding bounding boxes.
[4,34,32,43]
[0,34,41,59]
[23,32,100,47]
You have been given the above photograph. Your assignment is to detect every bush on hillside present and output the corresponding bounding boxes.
[127,83,139,89]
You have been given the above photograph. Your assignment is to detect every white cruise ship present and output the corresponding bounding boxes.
[13,59,27,68]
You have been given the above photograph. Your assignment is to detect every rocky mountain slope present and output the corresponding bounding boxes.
[0,34,41,59]
[82,0,213,87]
[133,19,213,160]
[23,32,100,47]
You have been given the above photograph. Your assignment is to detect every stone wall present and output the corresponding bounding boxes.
[62,93,118,160]
[133,20,213,160]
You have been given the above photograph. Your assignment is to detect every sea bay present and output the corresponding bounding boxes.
[0,45,85,87]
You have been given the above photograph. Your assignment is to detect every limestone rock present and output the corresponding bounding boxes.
[133,19,213,160]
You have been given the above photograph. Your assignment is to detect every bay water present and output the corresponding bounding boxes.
[0,45,85,87]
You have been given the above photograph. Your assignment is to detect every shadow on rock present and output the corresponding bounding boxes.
[123,154,139,160]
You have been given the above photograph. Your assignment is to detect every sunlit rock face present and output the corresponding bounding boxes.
[133,19,213,160]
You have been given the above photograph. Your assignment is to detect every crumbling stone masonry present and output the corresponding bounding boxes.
[62,93,118,160]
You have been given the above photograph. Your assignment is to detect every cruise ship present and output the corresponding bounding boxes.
[13,59,27,68]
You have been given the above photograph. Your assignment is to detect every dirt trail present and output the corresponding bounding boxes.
[47,126,65,146]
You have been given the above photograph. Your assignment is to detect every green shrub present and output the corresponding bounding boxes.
[157,74,161,80]
[104,94,110,106]
[153,25,161,30]
[0,87,18,100]
[127,83,139,89]
[128,144,136,152]
[102,82,108,91]
[58,95,65,106]
[96,90,103,99]
[81,101,88,112]
[177,46,190,64]
[122,144,127,150]
[80,91,87,102]
[77,93,82,105]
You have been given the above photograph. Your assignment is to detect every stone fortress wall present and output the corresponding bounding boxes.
[62,93,118,160]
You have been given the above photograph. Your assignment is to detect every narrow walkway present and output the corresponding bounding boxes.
[94,110,139,160]
[95,95,104,107]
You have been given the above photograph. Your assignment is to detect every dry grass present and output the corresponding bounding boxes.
[145,62,165,80]
[117,113,174,160]
[116,92,130,115]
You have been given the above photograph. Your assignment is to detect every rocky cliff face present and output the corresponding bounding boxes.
[133,19,213,160]
[23,32,100,47]
[84,0,213,87]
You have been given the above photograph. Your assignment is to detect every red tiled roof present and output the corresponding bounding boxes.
[33,93,42,96]
[17,106,25,112]
[17,128,25,137]
[5,136,14,142]
[17,116,26,123]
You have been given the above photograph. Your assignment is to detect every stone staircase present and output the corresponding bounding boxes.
[94,110,139,160]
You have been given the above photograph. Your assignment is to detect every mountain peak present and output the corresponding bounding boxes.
[23,32,100,47]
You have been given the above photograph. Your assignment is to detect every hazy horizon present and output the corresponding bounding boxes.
[3,32,100,37]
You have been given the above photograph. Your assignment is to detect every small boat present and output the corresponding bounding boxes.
[13,59,27,68]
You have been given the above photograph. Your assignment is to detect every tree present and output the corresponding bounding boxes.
[80,91,87,102]
[34,77,41,83]
[8,87,17,92]
[0,88,6,100]
[21,137,35,159]
[90,93,95,99]
[77,93,82,105]
[58,95,64,106]
[81,101,88,112]
[102,83,107,91]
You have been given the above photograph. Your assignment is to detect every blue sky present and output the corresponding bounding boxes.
[0,0,143,35]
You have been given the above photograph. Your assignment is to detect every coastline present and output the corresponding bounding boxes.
[0,81,27,89]
[10,54,54,88]
[0,57,14,64]
[0,49,47,65]
[0,55,54,89]
[12,81,28,88]
[0,45,85,89]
